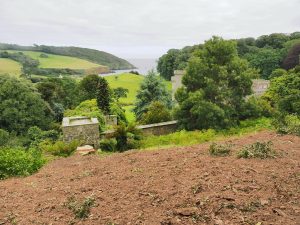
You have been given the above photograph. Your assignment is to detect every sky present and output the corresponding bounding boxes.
[0,0,300,59]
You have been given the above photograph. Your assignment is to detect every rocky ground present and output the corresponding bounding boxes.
[0,131,299,225]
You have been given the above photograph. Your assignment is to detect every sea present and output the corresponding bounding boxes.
[100,58,158,76]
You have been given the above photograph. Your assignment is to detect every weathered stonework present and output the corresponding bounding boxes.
[105,115,118,126]
[251,79,270,97]
[171,70,185,100]
[101,120,178,138]
[62,117,99,149]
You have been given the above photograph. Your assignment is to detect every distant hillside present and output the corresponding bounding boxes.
[0,43,135,70]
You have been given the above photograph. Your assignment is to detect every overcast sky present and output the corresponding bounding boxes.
[0,0,300,59]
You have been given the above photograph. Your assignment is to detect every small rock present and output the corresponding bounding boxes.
[272,208,287,217]
[174,207,198,216]
[260,199,269,206]
[214,219,224,225]
[76,145,96,155]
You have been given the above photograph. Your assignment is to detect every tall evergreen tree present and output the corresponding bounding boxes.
[96,77,111,114]
[133,71,172,120]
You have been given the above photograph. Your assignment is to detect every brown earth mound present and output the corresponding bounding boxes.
[0,131,299,225]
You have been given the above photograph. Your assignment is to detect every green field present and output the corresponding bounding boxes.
[105,73,144,105]
[105,73,171,122]
[7,50,102,69]
[0,58,22,76]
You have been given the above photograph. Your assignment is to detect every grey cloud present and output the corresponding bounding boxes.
[0,0,299,58]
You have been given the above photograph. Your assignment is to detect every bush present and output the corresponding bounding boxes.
[140,101,172,125]
[99,138,117,152]
[273,114,300,135]
[113,123,142,152]
[0,147,45,179]
[27,126,60,147]
[209,143,232,156]
[240,97,273,120]
[237,141,275,159]
[40,140,80,157]
[65,196,96,219]
[0,129,9,146]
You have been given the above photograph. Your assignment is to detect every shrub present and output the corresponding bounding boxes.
[40,140,80,157]
[0,129,9,146]
[0,147,45,179]
[27,126,60,147]
[237,141,275,159]
[113,123,142,152]
[273,114,300,136]
[140,101,172,125]
[99,138,117,152]
[65,196,96,219]
[209,143,232,156]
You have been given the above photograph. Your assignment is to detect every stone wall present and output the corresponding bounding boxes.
[137,120,178,136]
[62,117,100,149]
[171,70,185,100]
[101,120,178,139]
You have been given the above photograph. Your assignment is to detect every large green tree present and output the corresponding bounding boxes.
[175,37,256,130]
[79,74,101,100]
[133,71,172,120]
[96,77,111,114]
[0,75,51,133]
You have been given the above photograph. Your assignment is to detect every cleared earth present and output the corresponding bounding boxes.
[0,131,299,224]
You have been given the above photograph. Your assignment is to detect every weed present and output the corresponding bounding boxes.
[209,143,232,156]
[237,141,276,159]
[65,195,96,219]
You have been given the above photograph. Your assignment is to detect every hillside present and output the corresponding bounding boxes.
[0,131,299,224]
[6,50,103,70]
[0,43,135,70]
[0,58,21,76]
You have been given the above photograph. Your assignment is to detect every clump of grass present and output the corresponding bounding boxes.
[65,196,96,219]
[209,143,232,156]
[237,141,275,159]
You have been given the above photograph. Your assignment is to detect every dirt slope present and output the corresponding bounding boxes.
[0,131,299,225]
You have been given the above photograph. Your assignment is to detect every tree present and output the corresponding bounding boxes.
[244,47,282,79]
[140,101,172,125]
[175,36,256,130]
[0,75,51,133]
[113,87,129,101]
[133,71,172,120]
[96,77,111,114]
[79,74,100,100]
[157,49,180,80]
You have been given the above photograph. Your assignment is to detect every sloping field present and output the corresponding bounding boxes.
[7,50,103,69]
[0,131,299,224]
[0,58,21,76]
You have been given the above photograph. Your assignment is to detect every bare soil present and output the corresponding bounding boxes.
[0,131,299,225]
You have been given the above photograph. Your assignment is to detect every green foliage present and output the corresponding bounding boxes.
[209,143,232,156]
[0,147,45,179]
[40,140,80,157]
[113,87,129,101]
[64,99,106,130]
[27,126,59,147]
[264,69,300,115]
[110,102,127,124]
[244,47,282,79]
[66,196,96,219]
[255,33,289,49]
[157,45,202,80]
[134,71,172,120]
[273,114,300,136]
[113,123,142,152]
[96,77,111,114]
[239,96,273,120]
[79,74,101,100]
[175,37,256,130]
[99,138,117,152]
[0,129,9,146]
[237,141,275,159]
[0,75,51,133]
[37,77,80,110]
[140,101,172,125]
